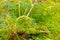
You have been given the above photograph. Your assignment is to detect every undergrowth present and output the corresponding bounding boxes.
[0,0,60,40]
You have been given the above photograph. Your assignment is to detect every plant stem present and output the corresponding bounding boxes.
[27,0,37,17]
[18,1,21,16]
[7,24,20,40]
[24,8,28,15]
[27,3,35,17]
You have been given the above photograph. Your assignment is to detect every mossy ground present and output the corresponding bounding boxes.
[0,0,60,40]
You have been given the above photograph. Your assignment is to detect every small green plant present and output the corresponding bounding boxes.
[0,0,60,40]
